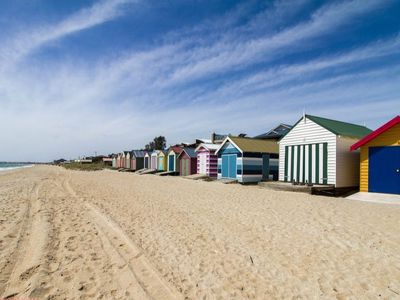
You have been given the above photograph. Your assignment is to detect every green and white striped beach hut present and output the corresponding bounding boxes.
[278,114,371,187]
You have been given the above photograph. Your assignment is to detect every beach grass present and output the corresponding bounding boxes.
[61,162,110,171]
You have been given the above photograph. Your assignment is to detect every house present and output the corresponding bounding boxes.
[124,151,131,169]
[167,146,184,173]
[178,148,197,176]
[150,151,159,170]
[195,143,219,178]
[157,150,167,171]
[278,114,372,187]
[130,150,146,171]
[254,124,292,140]
[215,136,279,183]
[144,152,151,169]
[350,116,400,195]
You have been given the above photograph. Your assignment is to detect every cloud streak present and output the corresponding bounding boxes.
[0,0,399,161]
[0,0,135,69]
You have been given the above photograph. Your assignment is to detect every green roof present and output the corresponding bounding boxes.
[306,115,372,139]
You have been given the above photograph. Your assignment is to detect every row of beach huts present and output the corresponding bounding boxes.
[111,114,400,195]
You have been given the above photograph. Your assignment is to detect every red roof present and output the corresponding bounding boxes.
[350,115,400,151]
[169,146,184,154]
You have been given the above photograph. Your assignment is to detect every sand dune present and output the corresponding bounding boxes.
[1,166,400,299]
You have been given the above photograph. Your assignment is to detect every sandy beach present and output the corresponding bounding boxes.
[0,165,399,299]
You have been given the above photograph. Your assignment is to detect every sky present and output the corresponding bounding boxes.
[0,0,399,162]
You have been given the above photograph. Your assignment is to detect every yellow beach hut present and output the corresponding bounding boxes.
[351,115,400,194]
[157,150,167,171]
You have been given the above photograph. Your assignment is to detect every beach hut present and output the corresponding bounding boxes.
[350,116,400,194]
[130,150,145,171]
[117,152,124,168]
[112,155,117,168]
[278,114,372,187]
[157,151,167,171]
[178,148,197,176]
[124,151,131,169]
[150,151,159,170]
[215,136,279,183]
[167,146,184,173]
[144,152,151,169]
[195,143,219,178]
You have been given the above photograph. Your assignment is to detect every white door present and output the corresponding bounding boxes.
[199,153,207,174]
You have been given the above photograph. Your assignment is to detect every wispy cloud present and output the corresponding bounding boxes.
[0,0,399,161]
[0,0,135,69]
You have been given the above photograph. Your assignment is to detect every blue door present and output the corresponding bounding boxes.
[369,146,400,194]
[221,155,237,179]
[168,155,175,171]
[222,155,229,178]
[229,155,237,178]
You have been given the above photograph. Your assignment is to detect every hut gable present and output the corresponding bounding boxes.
[350,115,400,194]
[279,114,372,187]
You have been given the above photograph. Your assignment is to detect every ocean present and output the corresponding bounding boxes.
[0,162,33,172]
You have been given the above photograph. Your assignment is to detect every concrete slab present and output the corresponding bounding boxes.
[135,168,147,174]
[156,171,177,176]
[183,174,209,180]
[219,179,238,184]
[346,192,400,205]
[138,169,158,175]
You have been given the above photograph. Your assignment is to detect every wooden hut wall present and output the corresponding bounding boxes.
[157,152,167,171]
[125,153,131,169]
[144,154,150,169]
[196,147,218,177]
[217,142,242,181]
[179,152,197,176]
[151,152,158,169]
[167,151,177,172]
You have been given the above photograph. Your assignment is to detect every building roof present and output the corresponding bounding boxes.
[131,150,146,158]
[196,138,212,144]
[178,147,197,158]
[283,114,372,140]
[254,124,292,139]
[195,143,220,152]
[216,136,279,154]
[168,146,184,154]
[350,115,400,151]
[307,115,372,138]
[151,150,161,156]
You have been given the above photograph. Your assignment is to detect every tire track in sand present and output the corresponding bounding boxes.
[1,180,50,299]
[63,174,182,300]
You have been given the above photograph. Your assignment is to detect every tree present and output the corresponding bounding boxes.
[145,136,166,150]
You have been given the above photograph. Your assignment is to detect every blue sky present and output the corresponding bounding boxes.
[0,0,399,161]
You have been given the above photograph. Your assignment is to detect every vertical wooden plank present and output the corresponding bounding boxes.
[284,146,288,182]
[323,142,328,184]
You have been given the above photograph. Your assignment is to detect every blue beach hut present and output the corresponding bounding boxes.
[215,136,279,183]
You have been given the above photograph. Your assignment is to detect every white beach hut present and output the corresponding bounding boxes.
[278,114,372,187]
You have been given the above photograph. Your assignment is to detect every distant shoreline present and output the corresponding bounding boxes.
[0,163,34,172]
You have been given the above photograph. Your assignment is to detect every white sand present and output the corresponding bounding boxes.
[1,165,399,299]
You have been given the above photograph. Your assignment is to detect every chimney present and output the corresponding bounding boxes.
[211,132,216,144]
